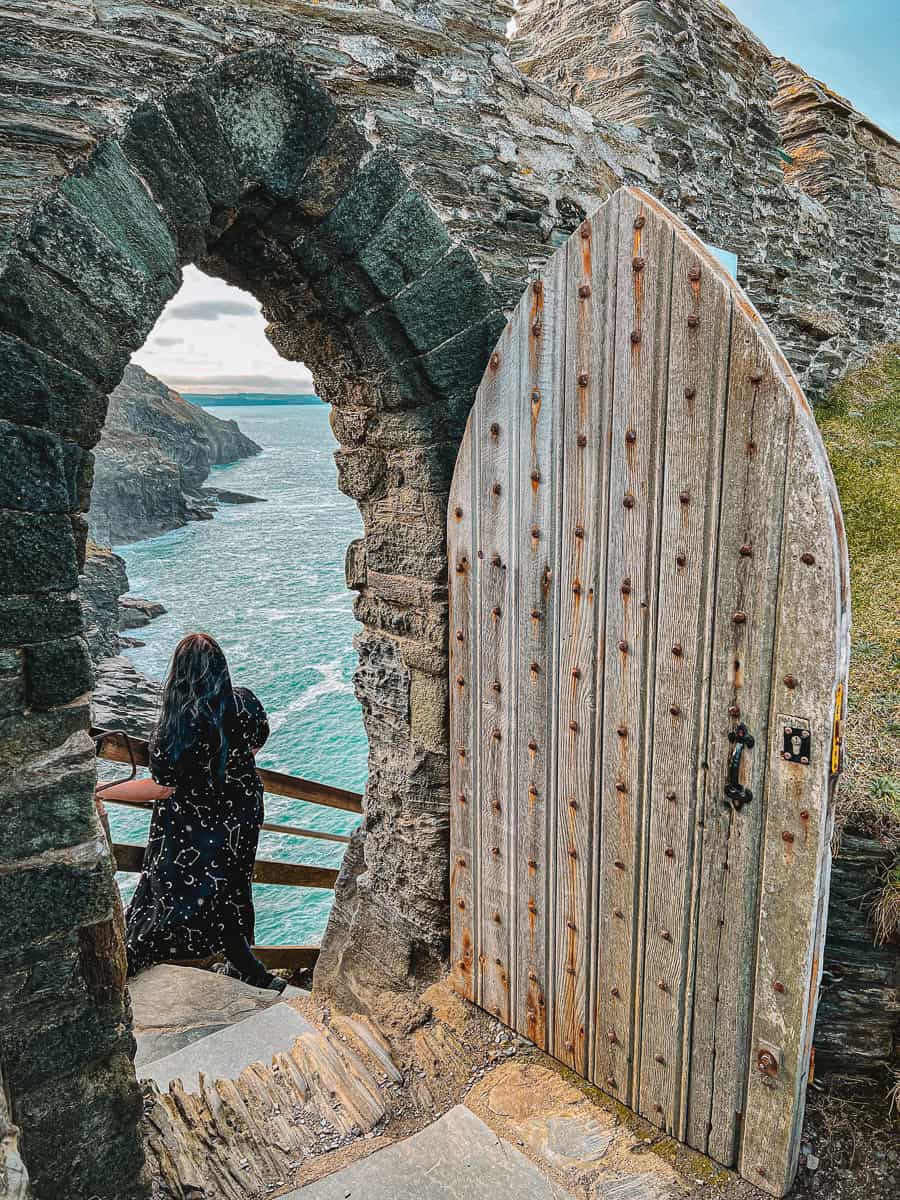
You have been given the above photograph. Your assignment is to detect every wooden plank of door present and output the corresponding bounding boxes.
[449,419,477,1001]
[475,319,518,1023]
[550,197,618,1072]
[738,382,849,1196]
[686,308,793,1164]
[593,190,674,1105]
[512,252,568,1050]
[637,230,733,1132]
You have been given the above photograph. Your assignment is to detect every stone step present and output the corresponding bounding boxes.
[283,1105,575,1199]
[138,998,314,1092]
[129,962,306,1067]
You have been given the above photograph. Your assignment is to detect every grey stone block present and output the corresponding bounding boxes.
[163,81,241,225]
[25,635,93,709]
[292,115,368,224]
[121,102,212,264]
[0,837,114,949]
[0,511,78,596]
[292,152,407,278]
[0,730,96,861]
[0,592,84,648]
[205,50,336,202]
[311,257,382,320]
[0,333,109,447]
[392,246,498,354]
[0,253,133,389]
[420,311,506,396]
[359,191,451,298]
[60,139,179,289]
[0,702,92,775]
[0,422,69,514]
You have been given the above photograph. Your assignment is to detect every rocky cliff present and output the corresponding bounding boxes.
[88,364,261,545]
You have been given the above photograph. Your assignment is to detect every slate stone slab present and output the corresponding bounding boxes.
[289,1105,575,1199]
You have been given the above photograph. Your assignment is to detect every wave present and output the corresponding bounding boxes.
[266,659,354,731]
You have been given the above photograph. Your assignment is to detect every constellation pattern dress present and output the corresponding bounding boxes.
[125,687,270,975]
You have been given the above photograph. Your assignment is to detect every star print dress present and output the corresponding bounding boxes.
[125,687,270,975]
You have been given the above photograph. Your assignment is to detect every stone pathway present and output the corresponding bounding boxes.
[132,970,737,1199]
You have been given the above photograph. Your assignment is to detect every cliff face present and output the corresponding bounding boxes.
[88,364,261,544]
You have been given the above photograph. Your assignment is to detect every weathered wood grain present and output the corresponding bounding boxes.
[636,228,734,1132]
[737,374,850,1196]
[475,318,518,1022]
[513,251,567,1050]
[448,419,477,1001]
[593,191,673,1105]
[447,185,848,1199]
[685,300,794,1165]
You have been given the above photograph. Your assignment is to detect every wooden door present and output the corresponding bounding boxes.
[448,186,849,1196]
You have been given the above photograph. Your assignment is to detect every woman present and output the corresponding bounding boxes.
[99,633,284,992]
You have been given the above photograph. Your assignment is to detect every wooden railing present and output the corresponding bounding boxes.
[93,728,363,973]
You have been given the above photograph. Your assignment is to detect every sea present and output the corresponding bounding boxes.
[106,396,367,947]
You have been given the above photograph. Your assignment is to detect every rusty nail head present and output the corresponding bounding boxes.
[491,728,501,740]
[801,552,816,565]
[528,738,538,751]
[574,523,585,538]
[492,911,501,924]
[750,368,764,384]
[654,1053,665,1064]
[613,908,623,918]
[580,223,591,239]
[634,215,646,229]
[606,1076,617,1088]
[458,793,466,804]
[577,433,588,447]
[679,489,690,504]
[456,630,464,641]
[611,986,621,997]
[456,856,466,868]
[630,330,642,345]
[572,667,581,679]
[491,553,501,567]
[632,255,646,272]
[564,1040,574,1052]
[492,482,501,495]
[457,898,465,909]
[729,704,741,717]
[572,581,582,594]
[531,321,542,336]
[800,809,810,819]
[660,929,671,941]
[454,505,463,518]
[569,719,578,732]
[490,421,500,436]
[492,605,501,617]
[784,674,796,688]
[528,857,537,869]
[618,639,629,652]
[670,704,681,717]
[490,352,500,370]
[623,493,635,508]
[491,845,500,856]
[531,608,542,620]
[625,428,637,444]
[733,611,747,624]
[773,981,785,994]
[615,781,627,793]
[665,790,676,801]
[491,680,501,692]
[621,577,632,593]
[654,1103,663,1114]
[578,371,589,386]
[617,723,628,737]
[569,797,578,809]
[607,1030,618,1043]
[684,385,696,400]
[658,979,668,991]
[740,543,752,556]
[687,314,700,328]
[675,553,686,567]
[492,798,501,811]
[532,279,543,294]
[456,674,464,686]
[614,859,625,869]
[531,388,541,404]
[782,831,795,843]
[689,265,701,281]
[531,525,540,539]
[665,847,675,858]
[579,283,592,298]
[528,970,537,981]
[672,643,683,657]
[531,469,541,483]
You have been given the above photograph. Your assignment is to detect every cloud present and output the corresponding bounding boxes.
[165,372,317,396]
[152,335,183,347]
[164,298,259,321]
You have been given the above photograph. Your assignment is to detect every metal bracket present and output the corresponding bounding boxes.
[781,721,811,765]
[724,721,754,809]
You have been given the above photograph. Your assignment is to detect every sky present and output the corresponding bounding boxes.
[135,2,896,395]
[133,266,315,395]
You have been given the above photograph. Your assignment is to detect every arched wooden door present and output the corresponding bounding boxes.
[448,187,849,1196]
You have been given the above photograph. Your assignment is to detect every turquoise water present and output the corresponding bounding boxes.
[107,401,367,946]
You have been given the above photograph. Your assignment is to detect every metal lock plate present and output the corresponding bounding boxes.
[782,721,811,765]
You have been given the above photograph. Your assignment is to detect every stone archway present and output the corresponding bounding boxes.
[0,46,551,1197]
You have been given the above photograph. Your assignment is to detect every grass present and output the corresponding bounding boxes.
[817,344,900,942]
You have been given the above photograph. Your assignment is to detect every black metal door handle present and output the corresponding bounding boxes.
[724,721,754,809]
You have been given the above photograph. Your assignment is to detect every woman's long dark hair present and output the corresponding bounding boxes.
[154,633,237,781]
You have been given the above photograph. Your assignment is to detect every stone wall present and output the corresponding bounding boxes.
[511,0,900,399]
[0,3,896,1195]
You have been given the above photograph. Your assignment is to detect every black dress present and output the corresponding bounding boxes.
[125,686,270,976]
